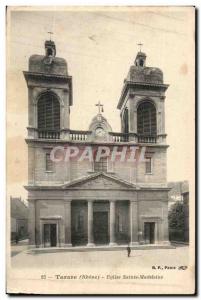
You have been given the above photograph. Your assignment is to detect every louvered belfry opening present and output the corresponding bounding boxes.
[137,101,157,136]
[37,93,60,139]
[123,108,129,134]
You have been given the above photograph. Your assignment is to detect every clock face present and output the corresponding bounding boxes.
[95,127,105,137]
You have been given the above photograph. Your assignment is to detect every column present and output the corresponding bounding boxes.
[87,200,94,246]
[64,200,72,247]
[28,200,35,247]
[109,200,117,246]
[130,200,139,245]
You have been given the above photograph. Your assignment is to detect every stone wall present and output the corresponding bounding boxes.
[28,143,167,187]
[35,199,66,247]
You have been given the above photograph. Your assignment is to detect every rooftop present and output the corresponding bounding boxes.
[28,40,68,76]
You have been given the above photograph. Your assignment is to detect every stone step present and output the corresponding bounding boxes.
[27,244,175,254]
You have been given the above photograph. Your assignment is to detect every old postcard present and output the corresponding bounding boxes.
[6,6,195,295]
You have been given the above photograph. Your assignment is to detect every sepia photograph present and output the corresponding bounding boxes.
[6,6,195,295]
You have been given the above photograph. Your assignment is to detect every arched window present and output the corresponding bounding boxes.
[137,101,156,136]
[47,48,53,56]
[37,93,60,130]
[123,108,129,134]
[139,59,144,67]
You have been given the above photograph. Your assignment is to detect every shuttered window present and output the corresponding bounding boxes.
[145,157,152,174]
[46,153,53,171]
[38,93,60,130]
[94,157,107,172]
[137,101,156,136]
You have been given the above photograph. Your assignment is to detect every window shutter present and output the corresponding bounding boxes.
[46,153,53,171]
[145,157,152,174]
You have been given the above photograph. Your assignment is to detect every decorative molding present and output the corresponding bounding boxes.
[23,71,73,106]
[117,81,169,109]
[40,216,62,219]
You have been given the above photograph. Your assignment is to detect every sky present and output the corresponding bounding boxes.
[7,6,195,199]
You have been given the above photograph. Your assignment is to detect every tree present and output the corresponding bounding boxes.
[169,201,185,229]
[168,201,185,241]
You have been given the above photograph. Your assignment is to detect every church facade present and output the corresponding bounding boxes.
[24,40,170,248]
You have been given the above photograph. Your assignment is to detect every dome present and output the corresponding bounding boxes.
[28,40,68,76]
[29,55,68,76]
[129,51,164,84]
[128,66,163,84]
[88,114,112,132]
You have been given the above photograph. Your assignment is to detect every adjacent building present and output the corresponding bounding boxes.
[182,189,189,243]
[168,181,189,243]
[11,196,28,241]
[24,40,170,248]
[168,180,189,207]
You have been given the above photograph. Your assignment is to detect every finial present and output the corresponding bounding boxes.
[95,101,104,114]
[137,42,143,52]
[48,31,54,41]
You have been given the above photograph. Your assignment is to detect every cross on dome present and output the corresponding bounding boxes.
[48,31,54,41]
[95,101,104,114]
[137,42,143,52]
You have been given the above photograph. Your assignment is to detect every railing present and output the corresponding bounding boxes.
[110,133,156,143]
[110,132,129,142]
[70,130,90,141]
[137,135,157,143]
[38,130,60,139]
[36,129,157,144]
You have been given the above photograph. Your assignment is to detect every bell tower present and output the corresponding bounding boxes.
[45,40,56,57]
[134,51,146,67]
[24,40,73,190]
[117,50,169,144]
[24,39,73,140]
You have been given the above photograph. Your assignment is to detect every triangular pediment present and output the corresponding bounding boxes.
[62,172,135,190]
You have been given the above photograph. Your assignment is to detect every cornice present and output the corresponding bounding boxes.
[23,71,73,105]
[117,81,169,109]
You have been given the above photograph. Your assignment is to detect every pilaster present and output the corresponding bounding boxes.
[64,200,72,247]
[28,199,36,246]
